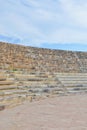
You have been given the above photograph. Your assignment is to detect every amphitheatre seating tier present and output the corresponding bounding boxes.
[0,42,87,109]
[0,42,87,73]
[0,70,87,108]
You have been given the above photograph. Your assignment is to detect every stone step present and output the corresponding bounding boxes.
[0,87,66,108]
[0,85,17,90]
[0,71,87,109]
[0,80,14,85]
[0,76,6,81]
[57,76,87,78]
[15,75,54,81]
[27,86,64,94]
[0,89,28,96]
[61,81,87,84]
[0,93,34,105]
[67,86,87,91]
[58,77,87,80]
[56,73,87,76]
[14,74,48,77]
[0,96,27,109]
[17,84,61,90]
[0,85,64,99]
[14,73,87,79]
[64,83,87,87]
[17,81,59,86]
[67,90,87,94]
[16,78,47,81]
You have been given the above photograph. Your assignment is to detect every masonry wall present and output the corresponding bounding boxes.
[0,42,87,73]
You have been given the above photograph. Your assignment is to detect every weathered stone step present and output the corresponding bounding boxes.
[0,85,17,90]
[17,78,46,81]
[57,75,87,79]
[0,80,14,85]
[14,74,47,77]
[0,94,34,104]
[0,76,6,81]
[63,83,87,87]
[61,81,87,84]
[0,89,28,96]
[54,73,87,77]
[14,75,55,81]
[58,77,87,80]
[67,86,87,91]
[18,82,60,88]
[27,86,64,93]
[67,90,87,94]
[17,84,61,90]
[0,97,27,109]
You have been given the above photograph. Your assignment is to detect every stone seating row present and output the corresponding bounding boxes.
[0,71,87,109]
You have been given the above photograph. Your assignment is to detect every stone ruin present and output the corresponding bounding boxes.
[0,42,87,110]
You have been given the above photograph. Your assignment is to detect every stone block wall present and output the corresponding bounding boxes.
[0,42,87,73]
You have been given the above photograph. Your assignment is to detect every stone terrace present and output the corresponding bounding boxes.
[0,42,87,109]
[0,41,87,73]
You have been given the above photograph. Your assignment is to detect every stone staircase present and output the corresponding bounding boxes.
[0,71,87,110]
[0,42,87,111]
[0,72,18,109]
[56,73,87,94]
[0,71,62,109]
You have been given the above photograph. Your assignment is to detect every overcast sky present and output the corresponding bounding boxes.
[0,0,87,51]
